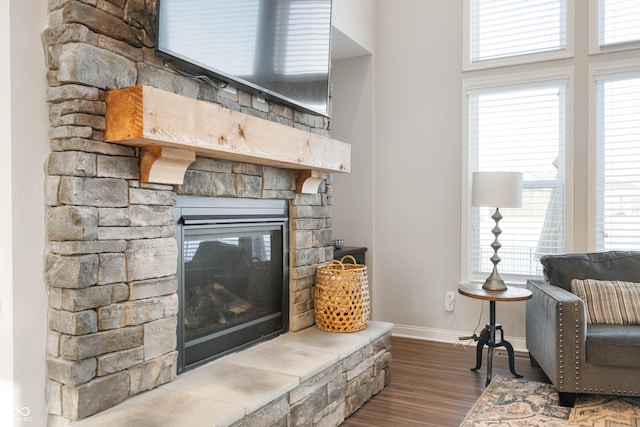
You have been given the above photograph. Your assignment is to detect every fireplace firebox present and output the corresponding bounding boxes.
[175,197,289,372]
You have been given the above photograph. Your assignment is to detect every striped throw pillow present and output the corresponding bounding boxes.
[570,279,640,325]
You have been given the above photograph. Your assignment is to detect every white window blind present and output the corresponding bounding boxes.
[470,0,567,63]
[594,67,640,250]
[467,78,567,281]
[598,0,640,47]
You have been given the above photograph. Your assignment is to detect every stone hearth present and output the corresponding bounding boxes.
[73,322,392,427]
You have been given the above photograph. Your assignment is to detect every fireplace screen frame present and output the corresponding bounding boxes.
[175,196,290,373]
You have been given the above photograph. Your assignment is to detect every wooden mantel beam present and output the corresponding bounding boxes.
[104,86,350,191]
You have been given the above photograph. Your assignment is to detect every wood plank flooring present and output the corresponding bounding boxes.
[341,336,550,427]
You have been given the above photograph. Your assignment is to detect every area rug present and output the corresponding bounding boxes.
[460,376,640,426]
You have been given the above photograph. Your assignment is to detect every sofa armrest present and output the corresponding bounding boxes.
[526,279,587,394]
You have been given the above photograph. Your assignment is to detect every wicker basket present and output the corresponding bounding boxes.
[314,255,370,332]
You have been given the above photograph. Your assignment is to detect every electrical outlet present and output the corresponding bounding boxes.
[445,291,455,312]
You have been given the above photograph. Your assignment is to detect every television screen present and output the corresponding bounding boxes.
[157,0,333,116]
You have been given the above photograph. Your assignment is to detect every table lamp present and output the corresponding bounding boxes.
[472,171,523,291]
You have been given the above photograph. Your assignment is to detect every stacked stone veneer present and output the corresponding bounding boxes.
[284,330,393,427]
[42,0,338,425]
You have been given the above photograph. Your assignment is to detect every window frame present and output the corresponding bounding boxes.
[462,69,575,285]
[589,0,640,55]
[462,0,575,71]
[588,58,640,250]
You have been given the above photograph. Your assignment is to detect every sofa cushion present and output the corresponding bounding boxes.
[571,279,640,325]
[586,324,640,368]
[540,251,640,291]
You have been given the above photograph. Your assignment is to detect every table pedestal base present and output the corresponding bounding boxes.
[470,301,523,386]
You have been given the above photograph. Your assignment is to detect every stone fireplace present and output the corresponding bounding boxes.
[42,1,390,426]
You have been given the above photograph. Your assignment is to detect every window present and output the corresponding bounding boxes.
[592,62,640,250]
[465,73,569,283]
[462,1,640,283]
[590,0,640,53]
[464,0,572,69]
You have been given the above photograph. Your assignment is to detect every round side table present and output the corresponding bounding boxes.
[458,284,532,385]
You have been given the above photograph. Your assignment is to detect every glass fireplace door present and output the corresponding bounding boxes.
[177,215,288,371]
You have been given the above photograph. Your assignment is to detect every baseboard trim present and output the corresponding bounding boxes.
[391,323,528,353]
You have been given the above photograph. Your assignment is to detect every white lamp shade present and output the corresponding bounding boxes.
[472,171,523,208]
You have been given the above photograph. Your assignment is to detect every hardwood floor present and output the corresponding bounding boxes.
[341,336,550,427]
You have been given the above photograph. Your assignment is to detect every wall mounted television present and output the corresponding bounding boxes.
[156,0,333,117]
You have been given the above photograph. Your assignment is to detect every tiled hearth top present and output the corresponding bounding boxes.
[73,321,393,427]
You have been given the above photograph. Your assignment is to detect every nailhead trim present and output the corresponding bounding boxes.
[558,303,564,390]
[573,303,580,391]
[554,301,639,396]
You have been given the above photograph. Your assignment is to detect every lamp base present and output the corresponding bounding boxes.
[481,207,508,291]
[482,269,507,291]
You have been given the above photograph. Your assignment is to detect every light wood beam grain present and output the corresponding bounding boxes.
[104,86,350,191]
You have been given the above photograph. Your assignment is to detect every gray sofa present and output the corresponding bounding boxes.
[526,251,640,406]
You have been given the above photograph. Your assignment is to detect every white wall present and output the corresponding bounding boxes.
[1,1,14,425]
[8,0,49,425]
[330,1,376,295]
[371,0,508,343]
[332,0,375,55]
[331,55,375,268]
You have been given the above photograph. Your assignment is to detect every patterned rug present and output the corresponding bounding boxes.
[460,376,640,426]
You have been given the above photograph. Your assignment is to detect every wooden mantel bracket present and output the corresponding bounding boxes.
[296,170,328,194]
[104,86,351,193]
[140,146,196,185]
